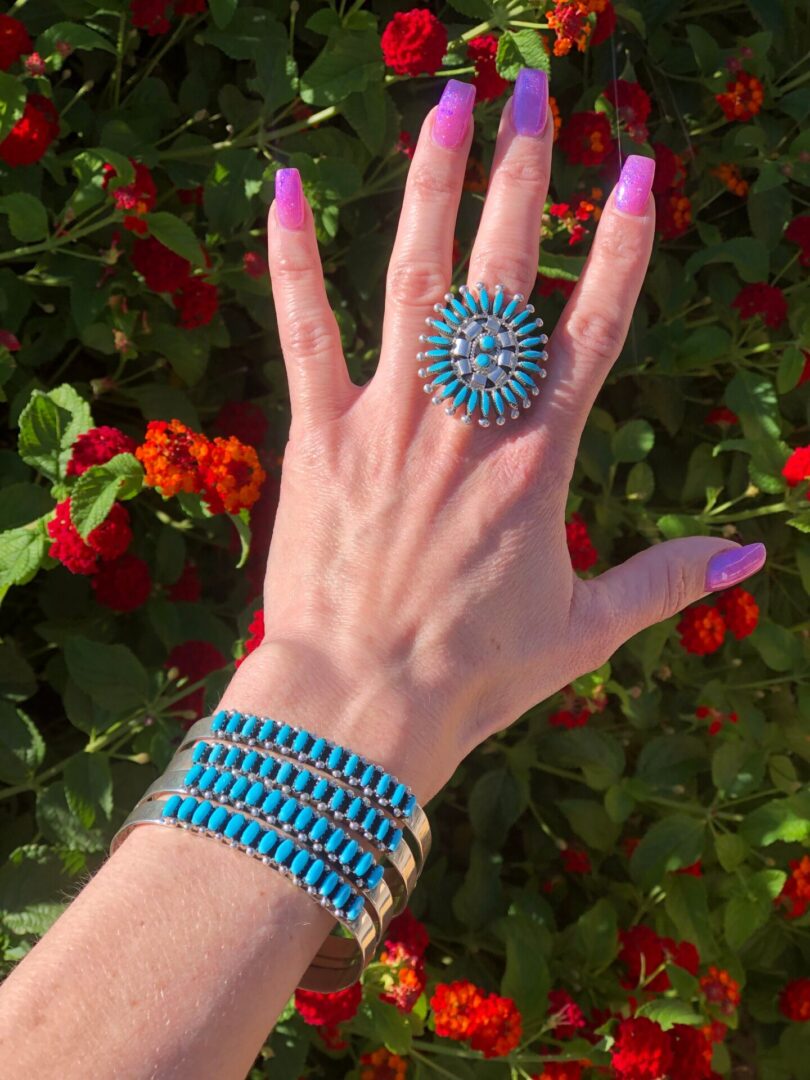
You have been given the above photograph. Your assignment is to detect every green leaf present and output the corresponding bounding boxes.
[0,72,26,145]
[0,640,37,700]
[626,461,655,501]
[777,346,807,394]
[343,86,396,156]
[204,148,265,232]
[0,194,49,244]
[612,420,655,463]
[574,898,618,971]
[501,913,551,1022]
[630,815,705,890]
[64,636,150,716]
[300,28,384,106]
[741,795,810,846]
[0,845,74,938]
[17,385,93,482]
[724,893,768,950]
[685,238,769,284]
[446,0,490,15]
[69,455,143,539]
[636,999,703,1030]
[686,24,719,73]
[636,735,707,788]
[37,22,116,56]
[36,782,106,852]
[0,519,50,589]
[496,29,550,81]
[452,844,504,930]
[230,509,252,569]
[146,324,210,386]
[715,832,748,872]
[538,251,585,281]
[0,484,54,531]
[788,511,810,534]
[749,621,803,672]
[209,0,238,28]
[553,728,626,790]
[144,212,205,270]
[469,767,527,848]
[0,703,44,784]
[665,873,717,960]
[64,753,113,829]
[559,798,620,852]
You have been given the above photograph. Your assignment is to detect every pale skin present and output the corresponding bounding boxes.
[0,87,756,1079]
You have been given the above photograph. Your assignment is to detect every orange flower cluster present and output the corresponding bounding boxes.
[547,0,609,56]
[136,419,265,515]
[716,71,764,122]
[549,96,562,141]
[712,162,749,197]
[360,1047,408,1080]
[379,940,426,1012]
[430,980,521,1058]
[777,856,810,919]
[700,966,742,1016]
[548,190,602,246]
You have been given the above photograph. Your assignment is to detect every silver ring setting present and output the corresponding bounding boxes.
[417,282,548,428]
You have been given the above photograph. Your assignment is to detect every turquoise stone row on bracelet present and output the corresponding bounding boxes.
[190,740,403,855]
[180,758,385,891]
[160,793,367,923]
[208,710,417,819]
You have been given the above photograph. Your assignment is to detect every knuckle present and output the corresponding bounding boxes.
[283,314,338,357]
[659,559,691,622]
[594,214,645,270]
[562,308,626,366]
[387,260,448,308]
[469,246,534,295]
[495,154,548,190]
[270,248,313,283]
[409,162,459,200]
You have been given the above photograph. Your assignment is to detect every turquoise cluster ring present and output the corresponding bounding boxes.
[418,282,548,427]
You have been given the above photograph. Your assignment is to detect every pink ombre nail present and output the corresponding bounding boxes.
[705,543,767,591]
[433,79,476,150]
[614,154,655,216]
[275,168,305,230]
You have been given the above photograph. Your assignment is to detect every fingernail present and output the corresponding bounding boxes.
[433,79,476,150]
[512,68,549,137]
[705,543,767,592]
[275,168,305,230]
[614,154,655,216]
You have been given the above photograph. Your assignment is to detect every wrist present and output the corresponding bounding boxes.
[217,637,461,803]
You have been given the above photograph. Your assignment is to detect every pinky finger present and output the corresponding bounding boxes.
[267,169,354,427]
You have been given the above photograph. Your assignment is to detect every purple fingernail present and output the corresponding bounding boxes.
[275,168,305,230]
[433,79,476,150]
[512,68,549,137]
[705,543,767,592]
[614,154,655,216]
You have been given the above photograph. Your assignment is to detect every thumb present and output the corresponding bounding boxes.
[578,538,767,652]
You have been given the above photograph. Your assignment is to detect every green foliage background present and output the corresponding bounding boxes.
[0,0,809,1076]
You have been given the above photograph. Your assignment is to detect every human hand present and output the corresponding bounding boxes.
[223,73,766,802]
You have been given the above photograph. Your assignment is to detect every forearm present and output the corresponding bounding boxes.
[0,643,444,1079]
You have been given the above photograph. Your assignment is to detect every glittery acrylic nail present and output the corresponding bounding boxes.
[512,69,549,137]
[275,168,305,230]
[614,154,655,216]
[432,79,476,150]
[705,543,767,592]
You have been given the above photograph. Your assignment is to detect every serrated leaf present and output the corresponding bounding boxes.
[37,22,116,56]
[574,898,618,971]
[630,815,705,890]
[17,385,93,481]
[470,767,528,848]
[299,28,384,106]
[496,29,550,81]
[636,999,703,1030]
[69,455,143,539]
[0,194,49,243]
[0,702,45,784]
[64,752,113,828]
[0,519,50,589]
[0,72,26,145]
[36,782,106,852]
[64,636,149,715]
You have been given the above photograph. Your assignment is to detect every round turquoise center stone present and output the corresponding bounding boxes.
[474,353,491,369]
[479,334,496,351]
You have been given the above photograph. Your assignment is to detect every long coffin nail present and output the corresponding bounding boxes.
[512,68,549,137]
[614,154,655,216]
[705,542,767,592]
[275,168,305,230]
[433,79,476,150]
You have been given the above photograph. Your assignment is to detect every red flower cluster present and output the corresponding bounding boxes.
[559,112,615,167]
[776,856,810,919]
[712,162,749,197]
[136,419,265,515]
[378,907,428,1013]
[131,237,219,328]
[652,142,691,240]
[611,1016,672,1079]
[786,215,810,267]
[547,0,614,56]
[618,925,699,992]
[165,640,227,721]
[603,79,651,143]
[731,282,788,329]
[431,980,521,1057]
[700,965,741,1016]
[677,587,759,654]
[47,500,132,576]
[359,1048,408,1080]
[235,608,265,668]
[167,561,201,602]
[716,70,764,123]
[467,35,508,102]
[780,978,810,1022]
[566,512,598,571]
[549,706,589,729]
[295,981,362,1026]
[380,8,447,76]
[547,989,586,1038]
[130,0,206,36]
[102,160,157,234]
[695,705,738,736]
[92,553,152,612]
[705,406,738,426]
[242,251,268,279]
[66,426,137,477]
[562,847,591,874]
[0,14,31,70]
[0,93,59,168]
[549,191,602,246]
[783,445,810,490]
[537,274,575,300]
